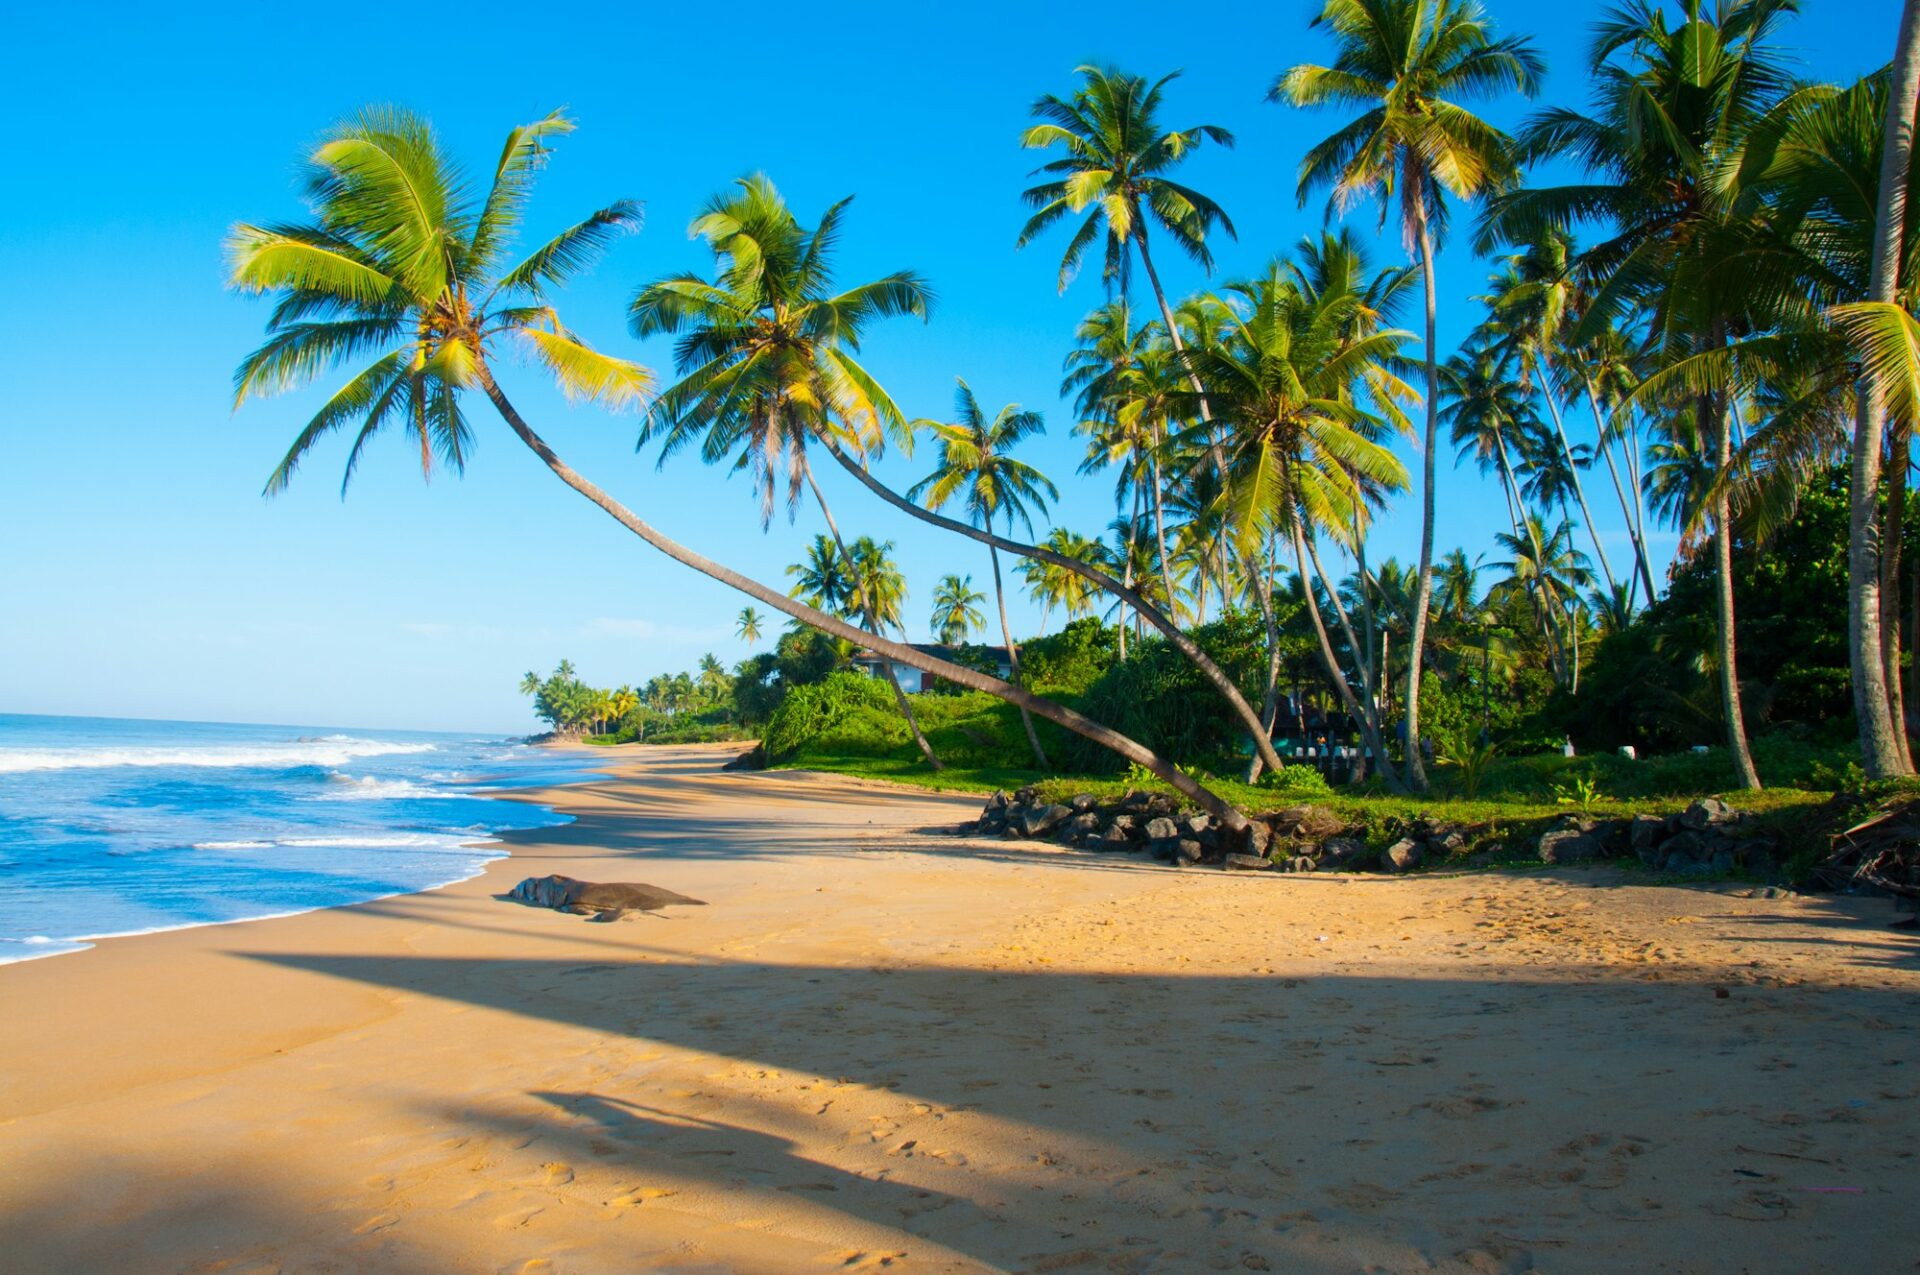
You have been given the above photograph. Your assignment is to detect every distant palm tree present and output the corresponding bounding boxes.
[788,534,855,614]
[518,670,543,697]
[931,574,988,646]
[735,606,765,645]
[1019,529,1109,631]
[911,380,1060,766]
[1278,0,1541,790]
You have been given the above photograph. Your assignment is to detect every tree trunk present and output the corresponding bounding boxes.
[1541,386,1618,593]
[989,529,1049,769]
[470,366,1255,827]
[1585,380,1659,603]
[821,438,1289,774]
[1243,536,1284,784]
[1291,522,1401,788]
[1852,0,1920,778]
[1704,386,1762,790]
[1882,427,1914,768]
[1402,202,1440,792]
[1148,429,1177,620]
[1302,531,1393,758]
[801,462,942,772]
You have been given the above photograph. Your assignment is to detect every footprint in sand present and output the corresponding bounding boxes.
[494,1206,544,1229]
[539,1162,573,1186]
[352,1213,400,1236]
[835,1252,907,1270]
[607,1186,676,1207]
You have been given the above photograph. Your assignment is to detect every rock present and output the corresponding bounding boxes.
[1121,789,1154,812]
[1143,816,1181,842]
[1018,804,1073,838]
[1099,823,1135,849]
[1103,813,1137,837]
[1013,785,1040,805]
[1069,792,1099,813]
[1431,828,1467,856]
[1663,850,1713,876]
[1709,848,1738,874]
[1274,805,1345,841]
[1181,813,1214,837]
[984,790,1011,813]
[1538,828,1604,864]
[1242,821,1273,858]
[1661,829,1706,862]
[1289,856,1319,873]
[1382,838,1424,873]
[1319,836,1375,870]
[1147,794,1177,816]
[1224,853,1273,871]
[1630,814,1665,853]
[1173,839,1205,864]
[721,747,764,771]
[1061,812,1102,844]
[1679,797,1736,831]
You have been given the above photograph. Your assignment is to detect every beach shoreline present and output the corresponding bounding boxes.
[2,741,1915,1273]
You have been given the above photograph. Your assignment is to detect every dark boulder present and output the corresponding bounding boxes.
[1383,838,1425,873]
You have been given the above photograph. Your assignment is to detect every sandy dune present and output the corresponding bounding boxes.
[1,743,1916,1273]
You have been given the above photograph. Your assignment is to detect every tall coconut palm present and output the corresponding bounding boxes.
[230,110,1248,824]
[629,177,944,767]
[1018,65,1236,366]
[931,574,987,645]
[1482,1,1802,788]
[1279,0,1543,790]
[735,606,766,645]
[910,380,1060,766]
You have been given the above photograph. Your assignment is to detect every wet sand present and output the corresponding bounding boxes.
[1,742,1915,1273]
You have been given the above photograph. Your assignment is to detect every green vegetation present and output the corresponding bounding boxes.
[235,2,1920,838]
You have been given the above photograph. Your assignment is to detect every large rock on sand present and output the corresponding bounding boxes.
[504,875,706,922]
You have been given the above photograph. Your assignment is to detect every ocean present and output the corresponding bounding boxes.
[0,713,601,964]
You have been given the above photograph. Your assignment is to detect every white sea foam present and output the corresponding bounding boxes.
[192,832,495,853]
[0,737,436,774]
[322,773,462,801]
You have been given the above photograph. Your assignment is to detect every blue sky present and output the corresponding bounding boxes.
[0,0,1901,732]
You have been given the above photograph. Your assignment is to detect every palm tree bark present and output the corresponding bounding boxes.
[1402,203,1441,792]
[1540,388,1618,593]
[988,522,1050,769]
[1147,433,1177,620]
[821,438,1289,775]
[473,366,1251,829]
[800,463,943,772]
[1243,537,1285,784]
[1703,383,1762,790]
[1880,433,1914,768]
[1291,522,1401,788]
[1853,0,1920,778]
[1585,381,1659,603]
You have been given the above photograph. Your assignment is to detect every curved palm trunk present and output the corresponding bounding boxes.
[1302,532,1390,741]
[801,463,942,772]
[473,367,1250,828]
[1880,431,1914,768]
[1402,204,1441,792]
[1540,386,1618,593]
[1702,383,1762,790]
[1352,518,1383,704]
[1117,488,1135,661]
[1243,536,1285,784]
[1584,381,1659,603]
[987,530,1049,769]
[821,438,1288,775]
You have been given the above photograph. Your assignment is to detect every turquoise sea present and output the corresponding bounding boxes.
[0,713,599,963]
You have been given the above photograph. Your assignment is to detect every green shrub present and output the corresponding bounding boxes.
[761,671,897,763]
[1257,763,1333,797]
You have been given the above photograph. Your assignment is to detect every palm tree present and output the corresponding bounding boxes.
[518,670,543,697]
[911,379,1059,766]
[230,110,1250,824]
[610,684,640,730]
[735,606,766,645]
[788,534,854,613]
[1279,0,1543,790]
[931,574,987,645]
[1018,65,1236,354]
[631,178,944,767]
[1481,2,1800,788]
[1020,529,1109,630]
[1188,258,1417,786]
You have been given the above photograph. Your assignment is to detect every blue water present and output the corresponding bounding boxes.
[0,714,602,964]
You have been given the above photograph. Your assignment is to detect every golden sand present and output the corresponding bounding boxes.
[2,743,1915,1273]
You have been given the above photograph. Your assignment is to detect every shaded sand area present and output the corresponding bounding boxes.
[3,744,1917,1273]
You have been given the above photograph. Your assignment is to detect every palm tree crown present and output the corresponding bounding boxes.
[229,109,651,495]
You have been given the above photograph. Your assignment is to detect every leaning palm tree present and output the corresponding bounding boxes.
[1278,0,1542,790]
[230,109,1248,824]
[931,574,987,645]
[630,177,945,767]
[735,606,765,645]
[910,380,1059,766]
